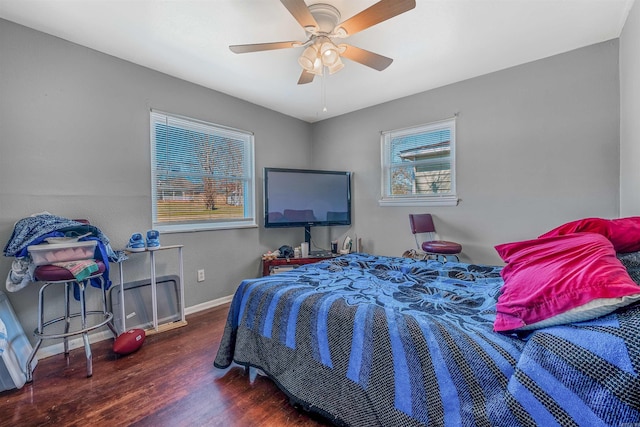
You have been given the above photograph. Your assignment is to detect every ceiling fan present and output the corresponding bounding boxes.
[229,0,416,85]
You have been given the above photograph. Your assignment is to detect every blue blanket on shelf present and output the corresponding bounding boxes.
[214,253,640,426]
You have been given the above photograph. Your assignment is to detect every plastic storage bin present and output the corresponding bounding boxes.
[0,291,36,391]
[27,241,97,266]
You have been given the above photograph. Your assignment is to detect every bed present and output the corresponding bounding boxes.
[215,218,640,426]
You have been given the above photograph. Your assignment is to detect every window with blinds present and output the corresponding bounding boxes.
[150,111,256,232]
[380,118,458,206]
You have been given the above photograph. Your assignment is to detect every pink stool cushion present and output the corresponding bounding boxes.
[422,241,462,255]
[35,261,105,282]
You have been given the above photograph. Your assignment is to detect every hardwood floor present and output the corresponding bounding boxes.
[0,304,332,426]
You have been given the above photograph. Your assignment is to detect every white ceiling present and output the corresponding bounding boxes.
[0,0,634,123]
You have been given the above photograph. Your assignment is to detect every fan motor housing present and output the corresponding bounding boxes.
[308,3,341,34]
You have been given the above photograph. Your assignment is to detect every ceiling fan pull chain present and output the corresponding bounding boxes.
[322,71,327,113]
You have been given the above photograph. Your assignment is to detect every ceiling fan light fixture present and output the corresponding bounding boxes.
[310,57,324,76]
[327,57,344,74]
[298,45,318,71]
[320,41,339,66]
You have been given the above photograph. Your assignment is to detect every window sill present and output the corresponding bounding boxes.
[378,195,459,207]
[154,222,258,233]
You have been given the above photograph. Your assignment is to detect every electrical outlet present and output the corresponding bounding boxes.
[197,269,205,282]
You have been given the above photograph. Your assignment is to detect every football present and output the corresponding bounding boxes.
[113,328,146,355]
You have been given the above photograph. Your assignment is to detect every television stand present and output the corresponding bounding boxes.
[262,255,335,277]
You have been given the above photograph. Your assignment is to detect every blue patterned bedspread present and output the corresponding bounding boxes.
[214,254,640,426]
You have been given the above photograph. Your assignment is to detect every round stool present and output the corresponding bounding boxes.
[25,260,117,382]
[421,240,462,262]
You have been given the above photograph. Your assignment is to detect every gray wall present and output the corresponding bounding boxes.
[0,16,623,345]
[620,1,640,216]
[0,19,313,341]
[312,40,621,264]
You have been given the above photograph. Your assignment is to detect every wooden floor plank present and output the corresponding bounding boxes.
[0,304,331,426]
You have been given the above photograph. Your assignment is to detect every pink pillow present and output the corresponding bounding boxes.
[538,217,640,253]
[494,233,640,331]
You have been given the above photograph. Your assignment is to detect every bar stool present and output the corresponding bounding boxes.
[409,213,462,262]
[25,260,117,382]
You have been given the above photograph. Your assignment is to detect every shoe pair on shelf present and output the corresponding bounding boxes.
[126,230,160,252]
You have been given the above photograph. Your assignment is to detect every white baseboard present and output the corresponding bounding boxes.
[36,294,234,360]
[185,294,233,315]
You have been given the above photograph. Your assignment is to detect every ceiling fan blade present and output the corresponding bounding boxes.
[229,41,300,54]
[340,45,393,71]
[297,70,315,85]
[280,0,319,32]
[335,0,416,37]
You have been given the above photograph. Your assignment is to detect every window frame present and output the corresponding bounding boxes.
[150,110,256,233]
[379,118,458,207]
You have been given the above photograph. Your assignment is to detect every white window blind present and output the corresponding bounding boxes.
[380,118,458,207]
[150,111,256,232]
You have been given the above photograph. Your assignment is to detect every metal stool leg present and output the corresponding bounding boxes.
[26,283,48,382]
[78,280,93,377]
[64,282,71,355]
[25,339,41,383]
[423,253,460,263]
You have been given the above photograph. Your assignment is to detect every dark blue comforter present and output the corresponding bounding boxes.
[214,254,640,426]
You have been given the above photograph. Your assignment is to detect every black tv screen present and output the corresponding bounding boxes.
[264,168,351,229]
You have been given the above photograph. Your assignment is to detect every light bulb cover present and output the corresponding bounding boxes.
[320,42,339,66]
[310,57,324,76]
[298,45,318,71]
[327,57,344,74]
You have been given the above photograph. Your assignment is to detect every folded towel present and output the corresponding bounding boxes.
[52,259,98,281]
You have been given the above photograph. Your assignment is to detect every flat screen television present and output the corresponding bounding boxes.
[264,167,352,244]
